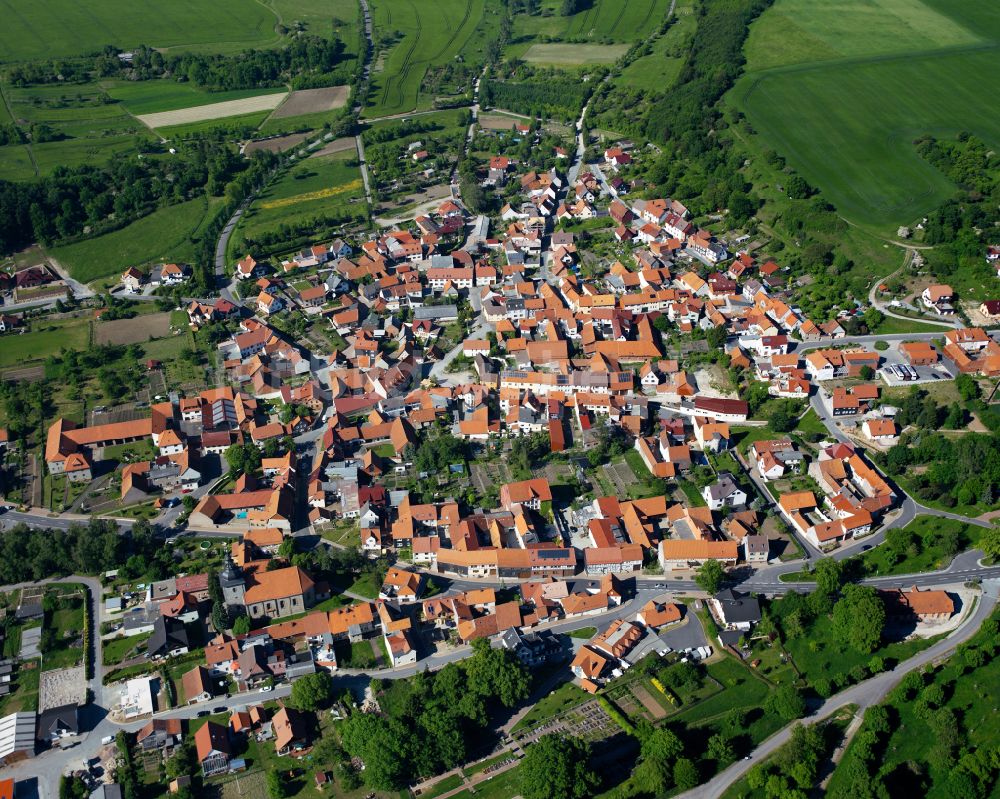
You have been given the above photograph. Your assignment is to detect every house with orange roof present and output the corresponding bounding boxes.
[379,567,423,604]
[583,544,643,576]
[500,477,552,511]
[273,705,311,757]
[235,255,259,280]
[591,619,643,661]
[921,284,955,314]
[657,539,739,570]
[899,341,938,366]
[636,599,682,629]
[879,586,954,622]
[194,722,231,776]
[862,418,898,443]
[243,565,316,620]
[570,645,610,683]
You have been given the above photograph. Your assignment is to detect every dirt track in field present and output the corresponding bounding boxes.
[138,93,287,129]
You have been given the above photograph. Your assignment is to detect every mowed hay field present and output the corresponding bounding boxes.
[366,0,484,117]
[0,0,279,63]
[731,0,1000,230]
[137,92,287,130]
[50,196,221,283]
[522,43,629,66]
[512,0,672,43]
[106,82,287,116]
[238,149,364,240]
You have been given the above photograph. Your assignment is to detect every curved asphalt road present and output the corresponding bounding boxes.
[679,583,999,799]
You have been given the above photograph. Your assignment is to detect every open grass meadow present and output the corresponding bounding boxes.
[614,2,695,90]
[511,0,672,44]
[0,315,92,370]
[522,43,629,66]
[0,81,152,180]
[731,0,1000,231]
[104,81,287,116]
[366,0,485,117]
[268,0,362,53]
[237,149,364,240]
[0,0,279,63]
[743,0,983,71]
[49,196,220,283]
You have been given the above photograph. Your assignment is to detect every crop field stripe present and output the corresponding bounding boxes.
[258,178,364,209]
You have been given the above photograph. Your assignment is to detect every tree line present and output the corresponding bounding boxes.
[0,139,248,256]
[8,37,351,92]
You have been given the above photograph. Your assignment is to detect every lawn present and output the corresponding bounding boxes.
[676,476,708,507]
[511,681,589,733]
[448,764,522,799]
[0,659,40,716]
[795,408,830,439]
[366,0,485,116]
[333,639,380,669]
[0,315,91,370]
[852,516,980,577]
[103,439,157,464]
[780,609,940,689]
[102,632,151,666]
[873,315,954,334]
[0,82,151,180]
[421,774,465,799]
[0,0,279,62]
[568,626,597,640]
[346,572,379,599]
[49,196,215,283]
[42,589,86,671]
[732,0,1000,229]
[236,149,364,244]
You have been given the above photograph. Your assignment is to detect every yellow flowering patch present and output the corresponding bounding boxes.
[258,179,363,210]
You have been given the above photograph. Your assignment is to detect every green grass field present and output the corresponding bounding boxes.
[0,0,279,63]
[237,149,364,240]
[49,196,217,283]
[512,0,672,44]
[743,0,983,71]
[104,81,286,116]
[0,316,92,369]
[0,82,152,180]
[732,0,1000,230]
[614,5,695,90]
[522,43,629,66]
[366,0,484,117]
[268,0,361,51]
[154,111,274,139]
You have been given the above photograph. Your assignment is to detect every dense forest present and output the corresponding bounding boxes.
[7,36,353,91]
